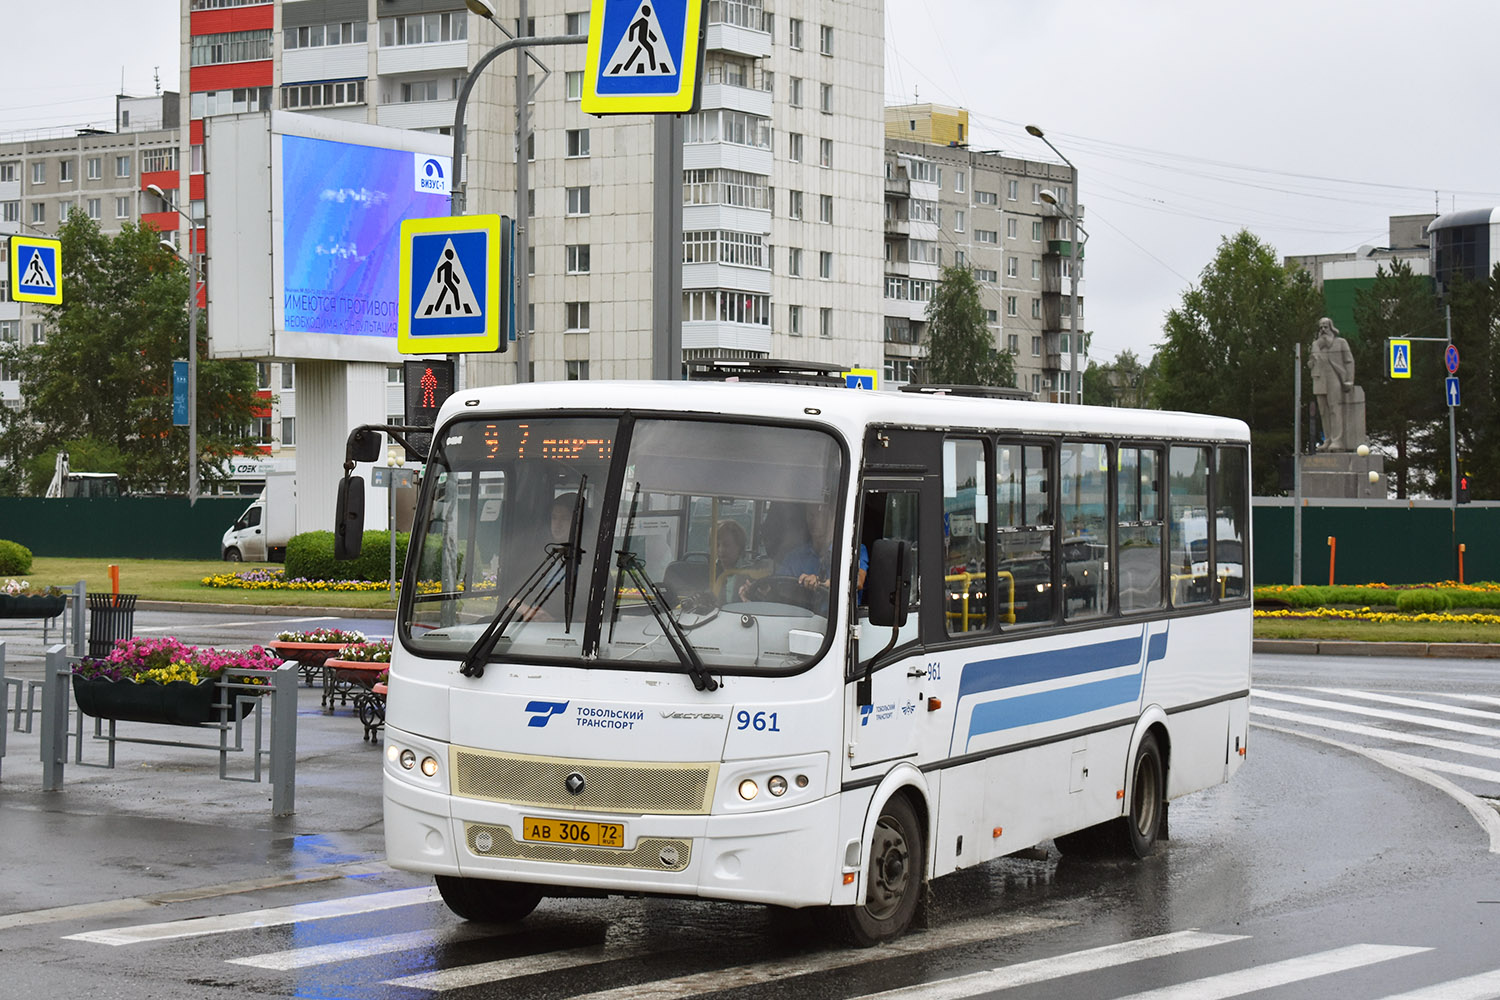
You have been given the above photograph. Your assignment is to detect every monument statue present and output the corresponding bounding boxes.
[1308,317,1357,451]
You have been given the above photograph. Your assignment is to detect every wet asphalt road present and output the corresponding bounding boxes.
[1,613,1498,999]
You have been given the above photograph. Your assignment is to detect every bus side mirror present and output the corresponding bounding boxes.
[334,475,365,560]
[865,538,911,629]
[348,428,383,464]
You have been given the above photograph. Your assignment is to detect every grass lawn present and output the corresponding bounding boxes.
[24,557,398,610]
[1254,616,1500,643]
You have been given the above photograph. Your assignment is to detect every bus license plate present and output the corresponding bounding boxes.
[521,817,624,848]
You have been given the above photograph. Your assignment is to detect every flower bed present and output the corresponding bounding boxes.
[1254,606,1500,626]
[73,637,280,726]
[201,569,442,594]
[0,579,67,619]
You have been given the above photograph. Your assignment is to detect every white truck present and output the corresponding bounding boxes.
[222,470,296,562]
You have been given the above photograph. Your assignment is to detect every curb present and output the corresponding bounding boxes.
[1255,638,1500,659]
[134,600,395,620]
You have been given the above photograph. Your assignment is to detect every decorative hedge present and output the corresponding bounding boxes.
[285,530,413,583]
[0,539,33,575]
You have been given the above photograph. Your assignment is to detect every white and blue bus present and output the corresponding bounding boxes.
[340,380,1251,945]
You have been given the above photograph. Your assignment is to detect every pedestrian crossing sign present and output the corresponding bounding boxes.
[398,214,504,355]
[7,235,62,304]
[582,0,705,115]
[1389,339,1411,379]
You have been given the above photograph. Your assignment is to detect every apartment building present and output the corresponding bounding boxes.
[883,103,1083,399]
[175,0,886,399]
[0,92,181,411]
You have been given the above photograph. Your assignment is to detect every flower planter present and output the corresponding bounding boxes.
[71,675,258,727]
[267,641,356,665]
[0,594,67,619]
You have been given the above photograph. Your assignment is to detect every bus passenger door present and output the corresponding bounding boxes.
[848,481,926,770]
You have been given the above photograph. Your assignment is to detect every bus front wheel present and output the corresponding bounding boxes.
[435,875,543,923]
[841,793,925,946]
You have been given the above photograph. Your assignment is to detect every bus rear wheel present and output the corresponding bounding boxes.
[435,875,543,923]
[841,794,924,947]
[1054,733,1164,860]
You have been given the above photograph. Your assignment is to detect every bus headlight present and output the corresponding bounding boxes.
[420,756,439,777]
[767,775,788,797]
[738,779,759,800]
[399,748,416,770]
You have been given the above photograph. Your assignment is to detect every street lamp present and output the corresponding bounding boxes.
[1039,188,1087,406]
[145,183,199,505]
[1026,125,1083,404]
[450,2,583,385]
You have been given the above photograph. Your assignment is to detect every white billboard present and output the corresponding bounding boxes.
[204,111,453,362]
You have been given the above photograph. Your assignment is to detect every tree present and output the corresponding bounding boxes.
[0,214,262,495]
[923,262,1016,388]
[1152,230,1323,494]
[1083,349,1158,408]
[1349,260,1446,498]
[1445,264,1500,501]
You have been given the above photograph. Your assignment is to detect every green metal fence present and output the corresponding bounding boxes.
[1253,499,1500,585]
[0,497,249,560]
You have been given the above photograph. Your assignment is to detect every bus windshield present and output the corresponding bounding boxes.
[403,414,844,676]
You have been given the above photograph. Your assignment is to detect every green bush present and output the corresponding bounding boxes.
[285,530,413,583]
[1396,589,1452,614]
[0,539,33,575]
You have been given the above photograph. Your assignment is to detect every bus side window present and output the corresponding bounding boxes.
[996,442,1054,625]
[857,488,920,664]
[1169,445,1212,606]
[943,438,989,635]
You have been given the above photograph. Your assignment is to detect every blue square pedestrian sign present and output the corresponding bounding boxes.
[582,0,705,115]
[8,235,62,304]
[1388,338,1411,379]
[398,215,503,355]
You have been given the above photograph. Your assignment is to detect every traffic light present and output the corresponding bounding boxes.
[1458,475,1472,504]
[402,359,455,462]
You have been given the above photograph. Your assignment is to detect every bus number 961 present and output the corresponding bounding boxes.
[736,710,780,732]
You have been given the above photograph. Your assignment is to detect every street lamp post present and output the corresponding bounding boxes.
[1026,125,1083,404]
[1038,188,1087,406]
[146,183,198,505]
[453,0,584,385]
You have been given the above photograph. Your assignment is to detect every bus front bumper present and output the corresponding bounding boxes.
[384,768,844,909]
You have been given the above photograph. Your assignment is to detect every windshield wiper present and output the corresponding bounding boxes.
[459,480,588,678]
[610,485,718,692]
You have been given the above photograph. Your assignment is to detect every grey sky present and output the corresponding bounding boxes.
[7,0,1500,367]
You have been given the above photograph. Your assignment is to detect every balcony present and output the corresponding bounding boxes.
[884,175,910,197]
[884,215,910,236]
[699,82,773,118]
[377,99,457,131]
[683,320,772,354]
[1046,239,1084,258]
[377,40,467,76]
[705,1,771,58]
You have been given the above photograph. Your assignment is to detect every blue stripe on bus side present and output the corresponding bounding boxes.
[966,671,1146,745]
[957,632,1145,699]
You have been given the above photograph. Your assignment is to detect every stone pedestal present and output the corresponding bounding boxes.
[1299,450,1385,499]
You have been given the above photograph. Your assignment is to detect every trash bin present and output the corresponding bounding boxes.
[87,593,137,658]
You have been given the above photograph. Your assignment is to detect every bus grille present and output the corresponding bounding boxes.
[451,749,717,815]
[464,824,692,871]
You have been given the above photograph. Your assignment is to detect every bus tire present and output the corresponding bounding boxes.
[841,793,924,947]
[1055,733,1165,860]
[435,875,543,923]
[1115,733,1165,858]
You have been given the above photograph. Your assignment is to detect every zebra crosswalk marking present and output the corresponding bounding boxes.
[1110,943,1430,1000]
[1252,706,1500,761]
[501,915,1069,1000]
[229,925,505,971]
[1306,687,1500,723]
[1255,690,1500,739]
[386,943,635,991]
[1371,967,1500,999]
[847,931,1245,1000]
[63,887,441,945]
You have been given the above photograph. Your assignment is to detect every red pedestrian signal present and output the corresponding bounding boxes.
[1458,475,1471,504]
[402,359,455,462]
